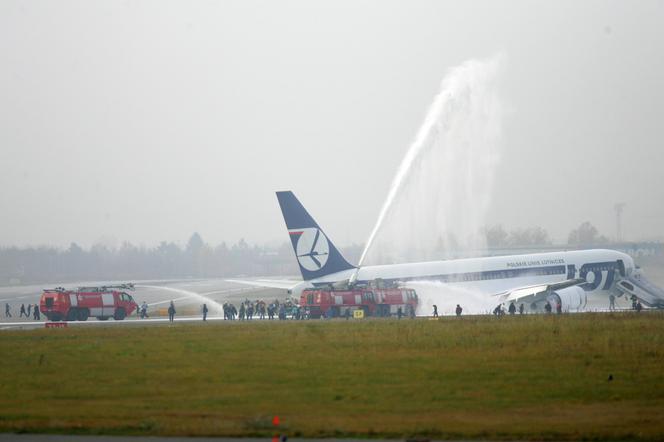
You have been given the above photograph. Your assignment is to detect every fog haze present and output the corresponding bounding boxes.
[1,0,663,249]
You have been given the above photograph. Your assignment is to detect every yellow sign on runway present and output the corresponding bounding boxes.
[353,309,364,319]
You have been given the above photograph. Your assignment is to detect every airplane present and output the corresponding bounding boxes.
[229,191,664,312]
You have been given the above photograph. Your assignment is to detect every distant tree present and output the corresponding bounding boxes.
[507,226,551,246]
[485,225,508,248]
[568,222,609,245]
[186,232,204,254]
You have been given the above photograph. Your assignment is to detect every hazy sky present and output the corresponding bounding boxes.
[1,0,663,249]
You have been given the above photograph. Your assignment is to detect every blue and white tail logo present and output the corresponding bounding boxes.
[277,191,355,281]
[291,228,329,271]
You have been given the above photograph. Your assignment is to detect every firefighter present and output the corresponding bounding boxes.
[27,304,32,317]
[519,303,525,315]
[345,308,351,320]
[397,306,403,320]
[544,301,552,314]
[636,300,643,313]
[432,305,438,318]
[455,304,462,316]
[168,301,176,322]
[508,302,516,315]
[202,303,208,321]
[33,304,40,320]
[609,294,616,311]
[140,301,148,319]
[19,304,26,318]
[239,303,246,320]
[5,303,11,318]
[556,302,562,314]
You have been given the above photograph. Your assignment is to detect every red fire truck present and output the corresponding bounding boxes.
[40,284,138,322]
[300,286,418,318]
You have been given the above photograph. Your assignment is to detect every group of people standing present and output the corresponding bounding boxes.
[493,301,554,315]
[222,299,293,321]
[5,303,40,320]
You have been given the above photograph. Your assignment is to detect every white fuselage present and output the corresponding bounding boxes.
[295,249,637,308]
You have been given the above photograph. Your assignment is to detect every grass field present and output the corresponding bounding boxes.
[1,313,663,440]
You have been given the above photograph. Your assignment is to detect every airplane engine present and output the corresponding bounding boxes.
[548,286,587,312]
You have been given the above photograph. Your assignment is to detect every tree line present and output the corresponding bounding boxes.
[0,222,610,286]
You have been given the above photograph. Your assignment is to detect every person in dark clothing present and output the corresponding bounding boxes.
[19,304,26,318]
[432,305,438,318]
[33,304,40,320]
[455,304,462,316]
[27,304,32,317]
[508,302,516,315]
[397,306,403,320]
[519,303,525,315]
[168,301,176,322]
[5,303,11,318]
[239,303,246,320]
[544,301,552,314]
[345,308,351,320]
[556,302,562,314]
[636,301,642,313]
[202,303,208,321]
[609,294,616,311]
[493,305,502,316]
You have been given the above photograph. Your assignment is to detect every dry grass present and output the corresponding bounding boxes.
[1,312,663,440]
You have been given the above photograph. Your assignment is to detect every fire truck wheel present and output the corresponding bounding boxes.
[50,313,62,322]
[66,308,79,321]
[114,308,126,320]
[77,309,89,321]
[97,316,109,321]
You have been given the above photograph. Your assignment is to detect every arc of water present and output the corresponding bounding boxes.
[137,285,226,313]
[358,55,503,267]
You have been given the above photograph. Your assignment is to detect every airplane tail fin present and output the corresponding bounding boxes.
[276,191,355,281]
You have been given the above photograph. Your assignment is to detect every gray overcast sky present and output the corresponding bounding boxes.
[1,0,663,249]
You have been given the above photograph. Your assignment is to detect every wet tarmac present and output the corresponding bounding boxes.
[0,279,286,329]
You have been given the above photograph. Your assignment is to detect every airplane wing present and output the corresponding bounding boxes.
[225,279,303,291]
[494,278,586,305]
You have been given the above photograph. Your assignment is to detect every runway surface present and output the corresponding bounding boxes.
[0,279,286,329]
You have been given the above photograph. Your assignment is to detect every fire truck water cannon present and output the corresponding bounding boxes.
[40,283,138,322]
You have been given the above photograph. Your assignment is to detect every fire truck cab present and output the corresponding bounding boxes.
[40,284,137,322]
[300,286,418,319]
